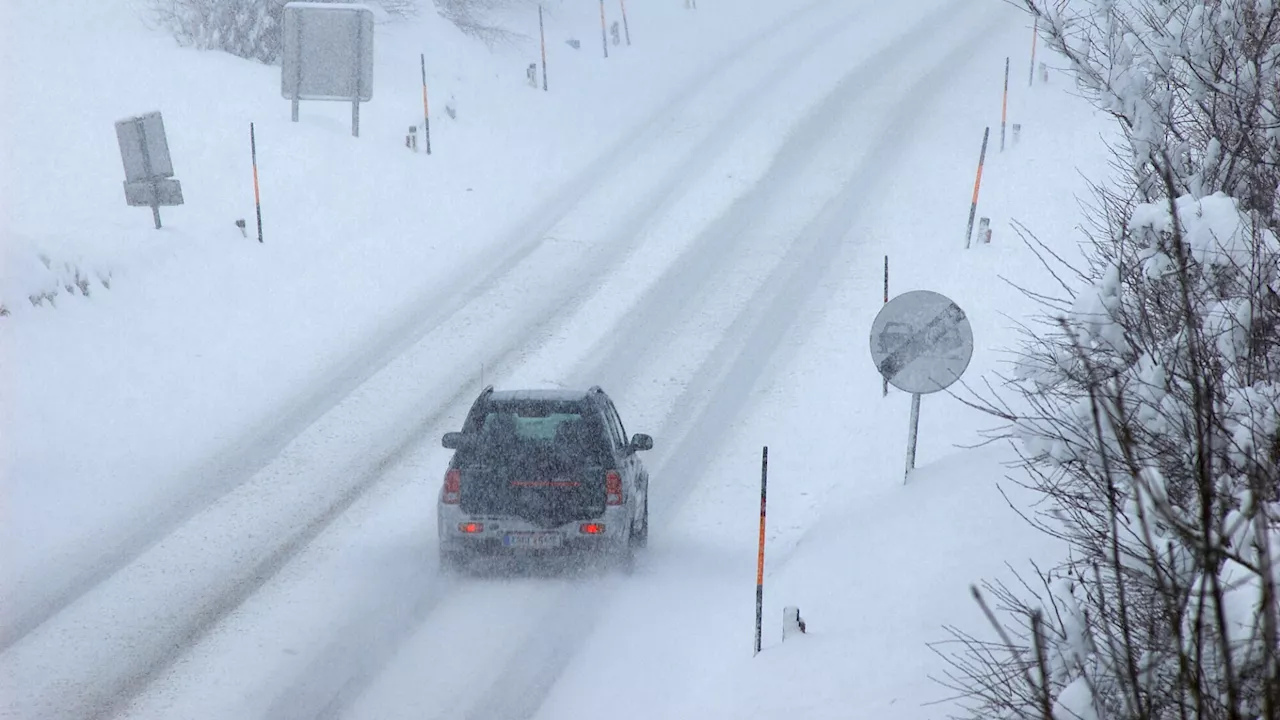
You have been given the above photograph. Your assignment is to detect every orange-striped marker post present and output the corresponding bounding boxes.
[1000,57,1010,151]
[1028,18,1038,87]
[250,123,263,243]
[619,0,631,45]
[420,54,432,155]
[599,0,609,58]
[754,446,768,656]
[965,127,990,249]
[539,5,548,90]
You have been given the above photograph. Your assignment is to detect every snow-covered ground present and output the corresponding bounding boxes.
[1,0,1118,717]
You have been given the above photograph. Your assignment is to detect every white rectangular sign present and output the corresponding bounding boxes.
[281,3,374,102]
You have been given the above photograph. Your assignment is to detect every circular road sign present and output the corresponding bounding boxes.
[870,290,973,394]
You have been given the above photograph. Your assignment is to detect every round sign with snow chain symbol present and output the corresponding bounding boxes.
[870,290,973,394]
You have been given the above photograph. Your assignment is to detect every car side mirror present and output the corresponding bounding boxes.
[629,433,653,452]
[442,432,470,450]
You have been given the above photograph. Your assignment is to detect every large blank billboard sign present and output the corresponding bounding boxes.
[282,3,374,102]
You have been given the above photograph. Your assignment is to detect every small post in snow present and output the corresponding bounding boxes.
[250,122,263,243]
[782,606,806,641]
[599,0,609,58]
[754,446,768,656]
[1028,18,1038,87]
[619,0,631,45]
[420,54,432,155]
[539,5,549,91]
[965,127,990,249]
[1000,57,1009,152]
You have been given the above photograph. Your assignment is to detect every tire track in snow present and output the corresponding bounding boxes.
[445,5,1013,720]
[0,4,878,720]
[252,3,903,717]
[0,0,849,659]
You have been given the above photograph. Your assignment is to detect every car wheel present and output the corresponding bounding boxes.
[630,497,649,550]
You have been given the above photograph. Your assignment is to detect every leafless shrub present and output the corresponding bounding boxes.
[149,0,288,63]
[433,0,531,47]
[149,0,416,63]
[935,1,1280,718]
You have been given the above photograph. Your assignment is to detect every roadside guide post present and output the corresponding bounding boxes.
[754,446,767,656]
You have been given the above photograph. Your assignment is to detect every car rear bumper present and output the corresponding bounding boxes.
[438,505,629,553]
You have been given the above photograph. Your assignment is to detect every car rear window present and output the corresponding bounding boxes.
[479,409,582,441]
[462,400,609,459]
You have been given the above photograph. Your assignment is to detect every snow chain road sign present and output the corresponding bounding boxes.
[870,290,973,394]
[115,111,183,230]
[869,290,974,481]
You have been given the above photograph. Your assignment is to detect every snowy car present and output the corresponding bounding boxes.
[436,386,652,573]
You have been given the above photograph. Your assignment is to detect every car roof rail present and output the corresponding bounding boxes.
[461,385,496,430]
[469,384,495,411]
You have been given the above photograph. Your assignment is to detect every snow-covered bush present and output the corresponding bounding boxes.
[150,0,418,63]
[433,0,534,46]
[937,0,1280,718]
[151,0,289,64]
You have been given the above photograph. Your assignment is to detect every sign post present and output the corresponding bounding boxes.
[869,291,974,481]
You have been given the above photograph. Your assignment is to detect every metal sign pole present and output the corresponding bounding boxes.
[905,393,921,481]
[352,15,364,138]
[133,117,162,229]
[292,10,303,122]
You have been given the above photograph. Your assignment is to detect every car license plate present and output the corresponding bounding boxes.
[503,532,562,549]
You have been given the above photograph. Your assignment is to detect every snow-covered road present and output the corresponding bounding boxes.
[0,0,1071,716]
[43,1,1017,718]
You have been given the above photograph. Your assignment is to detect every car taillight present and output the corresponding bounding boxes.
[459,522,483,533]
[580,523,606,534]
[442,468,461,504]
[605,470,623,506]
